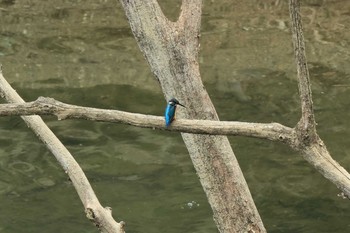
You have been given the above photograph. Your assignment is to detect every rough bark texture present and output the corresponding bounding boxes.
[119,1,266,232]
[289,0,317,146]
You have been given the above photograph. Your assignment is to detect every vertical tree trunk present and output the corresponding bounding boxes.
[119,1,266,232]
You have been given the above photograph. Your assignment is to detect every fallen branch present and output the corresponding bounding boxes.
[0,70,125,233]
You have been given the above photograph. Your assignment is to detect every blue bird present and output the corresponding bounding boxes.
[164,98,186,127]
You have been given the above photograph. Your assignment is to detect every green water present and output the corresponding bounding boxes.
[1,0,350,232]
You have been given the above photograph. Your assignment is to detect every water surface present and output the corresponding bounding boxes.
[0,0,350,232]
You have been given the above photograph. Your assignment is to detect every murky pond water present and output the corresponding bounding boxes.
[1,0,350,232]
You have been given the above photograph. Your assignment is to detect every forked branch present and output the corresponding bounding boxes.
[120,0,267,232]
[288,0,350,198]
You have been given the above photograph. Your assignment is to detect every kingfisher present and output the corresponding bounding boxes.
[164,98,186,127]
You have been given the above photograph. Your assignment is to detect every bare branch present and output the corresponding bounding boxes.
[289,0,317,144]
[288,0,350,199]
[0,96,295,143]
[1,95,350,199]
[300,141,350,199]
[0,72,125,233]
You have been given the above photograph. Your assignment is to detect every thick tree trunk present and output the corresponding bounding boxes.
[119,1,266,232]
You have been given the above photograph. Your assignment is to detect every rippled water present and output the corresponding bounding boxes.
[0,0,350,233]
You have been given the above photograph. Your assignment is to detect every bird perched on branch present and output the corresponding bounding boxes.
[164,98,186,127]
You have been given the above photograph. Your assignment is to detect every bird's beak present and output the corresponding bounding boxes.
[178,103,186,108]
